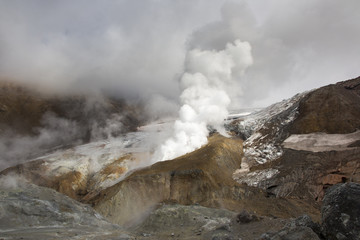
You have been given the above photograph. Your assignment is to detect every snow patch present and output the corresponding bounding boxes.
[234,168,279,187]
[283,130,360,152]
[33,120,174,190]
[232,92,307,187]
[240,92,306,165]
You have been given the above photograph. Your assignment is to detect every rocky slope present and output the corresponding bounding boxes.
[0,124,167,202]
[1,76,360,239]
[233,76,360,204]
[0,81,143,170]
[86,134,319,226]
[0,81,142,137]
[130,204,289,240]
[0,175,133,239]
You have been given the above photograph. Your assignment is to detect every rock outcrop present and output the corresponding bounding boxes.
[290,78,360,134]
[1,76,359,239]
[264,146,360,201]
[233,76,360,205]
[0,81,143,171]
[0,81,142,137]
[259,215,321,240]
[0,140,146,202]
[321,183,360,240]
[87,134,319,226]
[0,175,133,239]
[131,204,289,240]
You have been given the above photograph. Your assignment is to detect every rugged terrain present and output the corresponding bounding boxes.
[0,81,144,170]
[0,81,142,137]
[0,176,134,239]
[233,76,360,205]
[1,76,360,239]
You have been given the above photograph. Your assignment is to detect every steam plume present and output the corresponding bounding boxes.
[153,40,253,162]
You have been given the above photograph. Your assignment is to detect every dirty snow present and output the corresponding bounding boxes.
[35,120,174,190]
[241,92,307,165]
[283,130,360,152]
[232,92,308,186]
[234,168,279,187]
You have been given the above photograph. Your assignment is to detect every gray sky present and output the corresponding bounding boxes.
[0,0,359,109]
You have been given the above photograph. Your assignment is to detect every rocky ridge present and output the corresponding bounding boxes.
[87,134,318,226]
[1,76,360,239]
[233,76,360,203]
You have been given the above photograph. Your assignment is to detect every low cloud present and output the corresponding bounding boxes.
[0,0,359,107]
[189,0,360,107]
[1,0,360,169]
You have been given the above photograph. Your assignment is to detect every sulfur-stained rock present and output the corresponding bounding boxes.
[87,134,319,226]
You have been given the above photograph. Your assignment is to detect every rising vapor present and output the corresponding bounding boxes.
[153,40,253,162]
[0,0,360,168]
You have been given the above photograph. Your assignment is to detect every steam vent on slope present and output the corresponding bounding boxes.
[1,76,359,239]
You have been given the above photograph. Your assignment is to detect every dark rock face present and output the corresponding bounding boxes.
[259,227,320,240]
[0,81,142,140]
[265,147,360,201]
[321,183,360,240]
[291,76,360,134]
[259,215,321,240]
[0,81,143,171]
[234,77,360,208]
[236,209,259,223]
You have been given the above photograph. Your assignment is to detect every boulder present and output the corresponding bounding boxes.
[259,215,321,240]
[321,183,360,240]
[0,81,141,136]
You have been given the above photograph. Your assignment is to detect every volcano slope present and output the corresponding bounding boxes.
[0,80,144,171]
[0,176,134,239]
[86,134,319,226]
[0,81,141,137]
[234,76,360,204]
[1,77,360,239]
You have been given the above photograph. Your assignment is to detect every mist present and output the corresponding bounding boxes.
[0,0,359,109]
[0,0,224,104]
[0,0,360,168]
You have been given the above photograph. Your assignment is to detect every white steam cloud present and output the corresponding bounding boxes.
[1,0,360,169]
[153,40,253,162]
[0,0,359,108]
